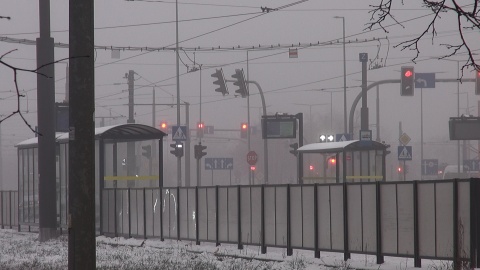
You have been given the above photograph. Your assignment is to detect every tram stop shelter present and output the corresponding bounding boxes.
[297,140,389,184]
[16,123,166,232]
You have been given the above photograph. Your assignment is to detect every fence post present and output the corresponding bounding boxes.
[343,182,350,261]
[261,185,266,254]
[143,188,147,239]
[159,187,164,241]
[114,189,118,237]
[1,191,3,229]
[238,185,243,250]
[9,191,12,229]
[470,179,479,268]
[413,181,421,267]
[313,184,320,258]
[287,184,293,256]
[376,181,384,264]
[453,180,460,270]
[215,185,220,246]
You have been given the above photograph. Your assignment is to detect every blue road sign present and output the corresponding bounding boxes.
[398,146,412,160]
[422,159,438,175]
[359,53,368,63]
[463,159,480,171]
[415,73,435,88]
[205,158,233,170]
[335,133,351,142]
[172,125,187,141]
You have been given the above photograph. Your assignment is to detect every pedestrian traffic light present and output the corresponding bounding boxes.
[197,122,205,138]
[211,68,229,96]
[476,70,480,95]
[194,143,207,159]
[159,121,168,132]
[289,142,298,156]
[400,66,414,96]
[232,69,248,98]
[240,122,248,139]
[170,142,184,158]
[141,145,152,159]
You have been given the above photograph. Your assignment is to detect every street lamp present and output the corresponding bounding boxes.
[334,16,347,134]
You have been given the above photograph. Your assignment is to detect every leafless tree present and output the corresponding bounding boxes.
[367,0,480,74]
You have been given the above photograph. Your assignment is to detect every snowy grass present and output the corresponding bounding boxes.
[0,229,458,269]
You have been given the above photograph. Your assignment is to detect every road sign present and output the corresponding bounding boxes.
[172,125,187,141]
[359,53,368,63]
[398,146,412,160]
[463,159,480,171]
[247,151,258,165]
[205,158,233,170]
[415,73,436,88]
[422,159,438,175]
[399,132,411,146]
[336,133,351,142]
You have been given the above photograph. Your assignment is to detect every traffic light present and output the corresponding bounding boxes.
[397,166,403,173]
[250,165,256,171]
[197,122,205,138]
[241,122,248,139]
[232,69,248,98]
[476,70,480,95]
[170,142,184,158]
[309,165,314,171]
[159,121,168,132]
[211,68,229,96]
[400,66,414,96]
[141,145,152,159]
[194,143,207,159]
[289,142,298,156]
[328,157,336,166]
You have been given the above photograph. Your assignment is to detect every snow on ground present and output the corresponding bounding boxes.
[0,229,451,269]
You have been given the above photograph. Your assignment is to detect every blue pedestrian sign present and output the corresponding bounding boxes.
[335,133,351,142]
[172,125,187,141]
[398,146,412,160]
[205,158,233,170]
[415,73,435,88]
[422,159,438,175]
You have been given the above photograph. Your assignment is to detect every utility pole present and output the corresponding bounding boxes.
[37,0,57,242]
[127,70,136,188]
[68,0,95,268]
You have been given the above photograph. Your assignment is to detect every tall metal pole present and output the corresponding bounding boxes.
[185,102,190,187]
[457,61,461,175]
[127,70,136,188]
[175,0,182,186]
[360,54,369,131]
[68,0,95,267]
[247,51,252,185]
[37,0,57,242]
[420,88,424,180]
[334,16,347,134]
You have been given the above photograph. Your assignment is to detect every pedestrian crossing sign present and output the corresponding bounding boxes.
[398,145,412,160]
[172,126,187,141]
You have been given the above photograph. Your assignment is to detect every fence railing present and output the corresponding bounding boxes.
[100,179,480,268]
[0,191,18,229]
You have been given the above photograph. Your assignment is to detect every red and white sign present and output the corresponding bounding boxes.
[247,151,258,165]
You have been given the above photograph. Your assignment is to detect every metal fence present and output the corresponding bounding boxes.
[100,179,480,268]
[0,191,18,229]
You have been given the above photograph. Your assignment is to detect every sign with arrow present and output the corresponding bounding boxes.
[415,73,435,88]
[205,158,233,170]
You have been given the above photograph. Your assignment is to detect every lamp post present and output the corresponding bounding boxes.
[334,16,347,134]
[175,0,182,186]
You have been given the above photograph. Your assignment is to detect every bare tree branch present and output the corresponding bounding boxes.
[368,0,480,73]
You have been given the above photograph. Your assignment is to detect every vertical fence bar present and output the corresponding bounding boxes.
[160,187,164,241]
[128,188,131,238]
[1,191,3,229]
[177,186,180,241]
[470,179,478,268]
[114,189,118,237]
[453,180,459,270]
[215,185,220,246]
[376,181,384,264]
[143,188,147,239]
[195,186,200,245]
[9,191,12,229]
[287,184,293,256]
[314,184,320,258]
[343,182,350,261]
[413,181,421,267]
[261,185,266,254]
[238,185,243,250]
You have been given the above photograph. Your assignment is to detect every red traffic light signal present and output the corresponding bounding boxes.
[309,165,314,171]
[197,122,205,138]
[240,122,248,139]
[400,66,414,96]
[159,122,168,131]
[397,166,403,173]
[329,158,336,165]
[250,165,256,171]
